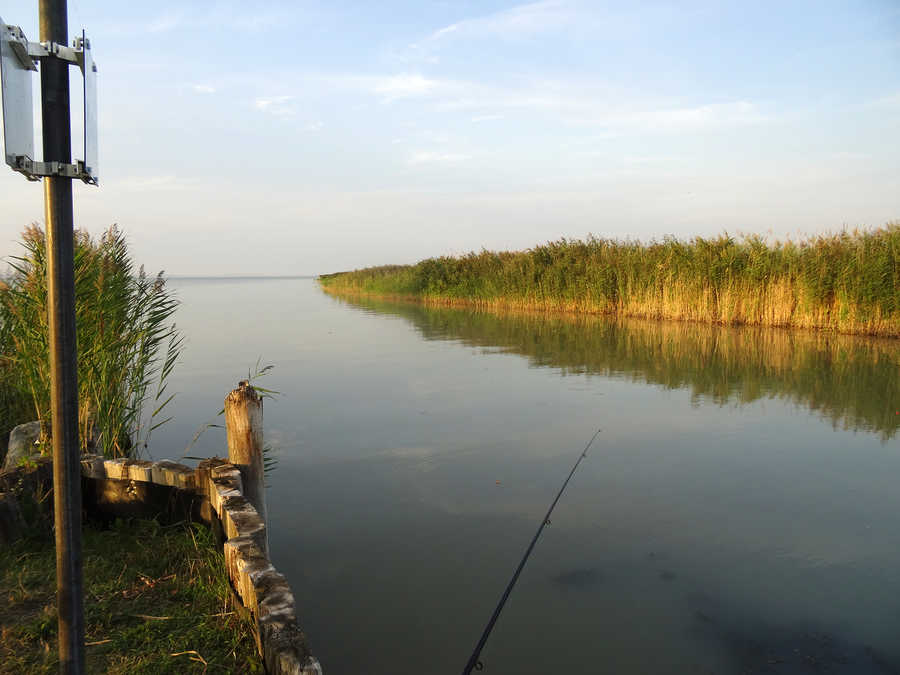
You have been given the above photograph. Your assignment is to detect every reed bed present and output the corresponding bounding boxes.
[0,225,182,459]
[320,225,900,337]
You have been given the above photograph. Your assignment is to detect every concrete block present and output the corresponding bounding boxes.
[221,495,267,552]
[224,536,268,609]
[257,581,296,621]
[147,460,197,490]
[196,457,229,502]
[151,460,176,485]
[211,464,243,493]
[243,560,275,613]
[270,650,322,675]
[172,465,196,490]
[209,464,243,515]
[253,568,295,632]
[259,614,319,675]
[211,480,242,516]
[103,458,127,480]
[124,459,154,483]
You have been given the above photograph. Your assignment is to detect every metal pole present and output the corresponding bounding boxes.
[39,0,84,672]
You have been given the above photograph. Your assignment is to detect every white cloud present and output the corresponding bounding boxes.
[422,1,573,45]
[320,66,772,138]
[255,96,292,110]
[409,151,471,165]
[303,121,323,132]
[248,71,769,137]
[437,83,769,132]
[144,6,290,34]
[192,84,216,94]
[302,70,459,104]
[436,93,558,112]
[147,10,185,33]
[373,74,438,102]
[255,95,296,117]
[625,101,769,130]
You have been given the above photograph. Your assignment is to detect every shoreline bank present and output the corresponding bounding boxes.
[318,284,900,339]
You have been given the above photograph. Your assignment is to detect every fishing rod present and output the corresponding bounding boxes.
[461,427,603,675]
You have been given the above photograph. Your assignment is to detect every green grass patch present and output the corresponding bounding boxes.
[0,518,262,674]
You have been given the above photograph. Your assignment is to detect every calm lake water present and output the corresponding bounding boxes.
[153,277,900,675]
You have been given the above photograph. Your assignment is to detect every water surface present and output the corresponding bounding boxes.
[153,278,900,674]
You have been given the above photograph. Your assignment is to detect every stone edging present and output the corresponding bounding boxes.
[2,455,322,675]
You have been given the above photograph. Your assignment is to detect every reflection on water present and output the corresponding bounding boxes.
[158,279,900,674]
[330,293,900,440]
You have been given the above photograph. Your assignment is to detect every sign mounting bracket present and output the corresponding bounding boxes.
[1,17,98,184]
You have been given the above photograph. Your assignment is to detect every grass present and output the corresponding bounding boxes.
[319,224,900,337]
[0,225,183,459]
[0,517,263,674]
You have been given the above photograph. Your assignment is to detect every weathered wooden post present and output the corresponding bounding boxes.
[224,381,268,551]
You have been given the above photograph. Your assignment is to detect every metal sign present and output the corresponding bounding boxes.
[0,18,98,184]
[80,31,97,184]
[0,17,36,175]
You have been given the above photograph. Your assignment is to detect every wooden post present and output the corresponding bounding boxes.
[224,381,268,550]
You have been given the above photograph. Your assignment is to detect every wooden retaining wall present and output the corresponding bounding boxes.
[0,455,322,675]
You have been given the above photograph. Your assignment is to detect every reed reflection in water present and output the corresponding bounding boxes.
[330,293,900,441]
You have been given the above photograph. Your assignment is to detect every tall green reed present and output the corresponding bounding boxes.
[319,224,900,337]
[0,225,183,458]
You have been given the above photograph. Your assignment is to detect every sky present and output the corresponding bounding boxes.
[0,0,898,276]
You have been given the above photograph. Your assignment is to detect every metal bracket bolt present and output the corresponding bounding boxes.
[12,156,96,184]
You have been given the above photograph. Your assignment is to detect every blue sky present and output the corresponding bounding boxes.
[1,0,898,275]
